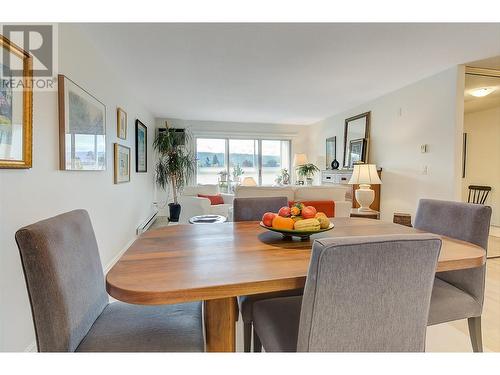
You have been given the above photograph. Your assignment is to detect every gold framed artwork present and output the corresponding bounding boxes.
[0,35,33,169]
[58,74,106,171]
[114,143,130,184]
[117,107,127,140]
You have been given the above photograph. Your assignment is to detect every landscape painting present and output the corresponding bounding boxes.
[58,74,106,171]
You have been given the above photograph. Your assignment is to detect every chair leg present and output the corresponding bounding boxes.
[253,327,262,352]
[243,323,252,352]
[467,316,483,352]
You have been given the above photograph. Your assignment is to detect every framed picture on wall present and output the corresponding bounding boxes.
[117,107,127,140]
[135,119,147,172]
[0,35,33,169]
[347,138,366,168]
[58,74,106,171]
[114,143,130,183]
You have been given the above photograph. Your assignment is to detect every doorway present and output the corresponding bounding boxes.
[462,66,500,258]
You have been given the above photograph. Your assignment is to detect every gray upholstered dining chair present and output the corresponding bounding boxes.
[252,234,442,352]
[15,209,204,352]
[233,196,303,352]
[414,199,491,352]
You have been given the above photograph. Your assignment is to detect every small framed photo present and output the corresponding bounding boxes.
[135,119,147,172]
[117,107,127,140]
[114,143,130,184]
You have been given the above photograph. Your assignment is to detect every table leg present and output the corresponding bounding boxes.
[204,297,238,352]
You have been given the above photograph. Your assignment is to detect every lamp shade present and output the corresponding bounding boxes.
[241,176,257,186]
[293,153,308,166]
[348,164,382,185]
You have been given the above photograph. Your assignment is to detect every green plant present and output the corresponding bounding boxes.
[232,164,244,179]
[153,129,196,205]
[297,163,320,179]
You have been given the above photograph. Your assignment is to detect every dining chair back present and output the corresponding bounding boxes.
[15,209,205,352]
[414,199,491,305]
[467,185,491,205]
[414,199,491,352]
[297,234,441,352]
[233,196,288,222]
[15,210,109,352]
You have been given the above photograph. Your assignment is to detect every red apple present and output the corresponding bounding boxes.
[302,206,317,219]
[278,206,291,217]
[262,212,277,227]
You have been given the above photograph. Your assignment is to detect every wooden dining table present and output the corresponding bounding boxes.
[106,217,486,352]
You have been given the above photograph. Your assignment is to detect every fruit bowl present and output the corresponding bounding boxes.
[259,221,334,240]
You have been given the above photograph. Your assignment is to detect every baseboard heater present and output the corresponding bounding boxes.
[136,210,159,235]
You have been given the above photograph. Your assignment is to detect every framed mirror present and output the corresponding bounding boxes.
[343,112,370,168]
[325,136,336,169]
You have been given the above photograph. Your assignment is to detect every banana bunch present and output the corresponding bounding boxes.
[294,218,321,231]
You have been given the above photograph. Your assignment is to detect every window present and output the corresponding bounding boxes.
[195,137,290,186]
[196,138,226,184]
[261,140,290,185]
[229,139,259,183]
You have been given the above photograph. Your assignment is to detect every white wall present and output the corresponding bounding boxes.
[0,24,155,351]
[462,107,500,226]
[303,67,465,221]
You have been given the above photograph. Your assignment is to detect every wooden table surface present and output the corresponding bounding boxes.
[106,218,486,352]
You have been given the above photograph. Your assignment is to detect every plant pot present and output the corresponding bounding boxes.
[168,203,181,222]
[306,178,313,185]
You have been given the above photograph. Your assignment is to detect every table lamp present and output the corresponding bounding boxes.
[293,153,308,167]
[348,164,382,212]
[293,153,308,184]
[241,176,257,186]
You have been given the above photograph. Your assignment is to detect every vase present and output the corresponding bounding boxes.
[331,159,339,170]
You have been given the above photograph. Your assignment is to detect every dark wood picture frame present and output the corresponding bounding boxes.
[58,74,106,171]
[0,35,33,169]
[135,119,147,173]
[343,111,370,168]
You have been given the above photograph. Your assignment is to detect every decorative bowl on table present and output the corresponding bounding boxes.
[259,203,334,240]
[259,221,334,240]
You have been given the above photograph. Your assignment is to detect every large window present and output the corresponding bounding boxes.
[261,140,290,185]
[196,138,226,184]
[195,138,290,186]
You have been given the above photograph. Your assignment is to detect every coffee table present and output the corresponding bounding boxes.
[189,214,227,224]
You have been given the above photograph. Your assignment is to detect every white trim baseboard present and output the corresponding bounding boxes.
[23,236,138,352]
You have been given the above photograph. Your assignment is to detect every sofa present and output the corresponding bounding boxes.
[234,185,351,217]
[178,185,234,223]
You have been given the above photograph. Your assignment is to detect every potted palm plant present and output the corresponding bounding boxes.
[153,129,196,222]
[297,163,320,185]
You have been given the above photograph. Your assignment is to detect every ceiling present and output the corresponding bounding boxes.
[77,23,500,125]
[464,74,500,114]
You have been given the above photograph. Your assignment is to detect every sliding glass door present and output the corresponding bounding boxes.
[195,137,290,185]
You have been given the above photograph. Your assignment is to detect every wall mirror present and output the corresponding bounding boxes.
[343,112,370,168]
[325,136,337,169]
